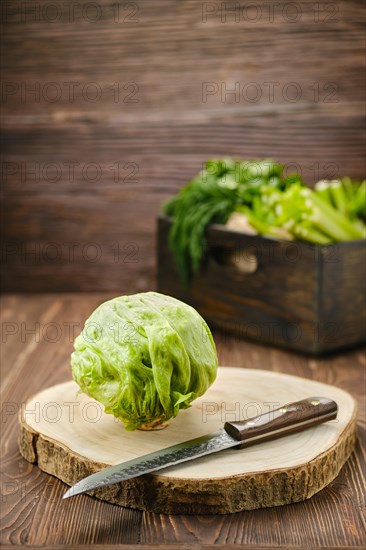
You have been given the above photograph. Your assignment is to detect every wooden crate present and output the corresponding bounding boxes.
[157,216,366,355]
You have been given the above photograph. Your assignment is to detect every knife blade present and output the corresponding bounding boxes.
[63,396,337,499]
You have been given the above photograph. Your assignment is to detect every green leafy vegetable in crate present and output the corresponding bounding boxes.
[162,160,365,283]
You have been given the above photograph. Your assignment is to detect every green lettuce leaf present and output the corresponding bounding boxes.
[71,292,218,430]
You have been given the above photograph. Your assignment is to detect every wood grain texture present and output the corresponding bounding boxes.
[1,0,365,292]
[1,293,365,545]
[18,372,357,514]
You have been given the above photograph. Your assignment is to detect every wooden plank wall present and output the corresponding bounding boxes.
[1,0,365,292]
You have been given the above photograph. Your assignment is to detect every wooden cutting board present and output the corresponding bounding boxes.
[19,367,357,514]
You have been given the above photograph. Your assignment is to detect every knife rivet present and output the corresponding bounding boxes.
[310,399,320,406]
[279,407,287,413]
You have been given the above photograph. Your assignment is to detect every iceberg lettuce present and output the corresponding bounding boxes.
[71,292,217,430]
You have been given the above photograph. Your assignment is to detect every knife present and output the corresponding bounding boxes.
[63,396,337,499]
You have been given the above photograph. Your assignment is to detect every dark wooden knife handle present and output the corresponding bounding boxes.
[224,396,337,449]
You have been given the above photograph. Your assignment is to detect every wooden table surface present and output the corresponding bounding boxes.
[1,293,365,549]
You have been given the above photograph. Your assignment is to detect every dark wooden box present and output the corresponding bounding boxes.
[157,216,366,355]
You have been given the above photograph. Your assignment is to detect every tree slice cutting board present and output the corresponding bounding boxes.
[19,367,357,515]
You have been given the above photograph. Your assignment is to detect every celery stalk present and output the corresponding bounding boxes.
[314,180,333,206]
[292,223,332,245]
[301,189,364,240]
[329,181,348,214]
[235,206,270,234]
